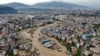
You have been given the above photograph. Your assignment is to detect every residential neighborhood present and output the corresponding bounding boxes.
[0,0,100,56]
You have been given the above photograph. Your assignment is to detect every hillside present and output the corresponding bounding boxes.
[33,1,87,9]
[0,6,17,14]
[3,2,30,9]
[2,2,87,9]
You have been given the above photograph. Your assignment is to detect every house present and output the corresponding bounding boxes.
[13,49,19,55]
[39,37,55,48]
[55,15,68,21]
[66,38,73,44]
[82,34,90,40]
[0,53,5,56]
[84,50,90,56]
[71,46,78,54]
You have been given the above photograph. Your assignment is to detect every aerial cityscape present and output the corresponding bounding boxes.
[0,0,100,56]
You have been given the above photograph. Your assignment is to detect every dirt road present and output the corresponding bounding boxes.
[21,22,69,56]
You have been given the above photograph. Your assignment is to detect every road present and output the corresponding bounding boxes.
[21,22,70,56]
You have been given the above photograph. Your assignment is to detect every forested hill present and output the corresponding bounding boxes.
[0,6,18,14]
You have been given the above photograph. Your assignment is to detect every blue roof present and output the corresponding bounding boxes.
[82,34,90,40]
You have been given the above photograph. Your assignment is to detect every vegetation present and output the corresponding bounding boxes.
[42,30,84,56]
[74,47,82,56]
[55,36,84,56]
[6,47,14,56]
[56,38,72,52]
[0,6,17,14]
[93,24,100,29]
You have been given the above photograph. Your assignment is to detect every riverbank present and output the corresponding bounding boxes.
[20,21,69,56]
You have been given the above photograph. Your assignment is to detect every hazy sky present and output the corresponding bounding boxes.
[0,0,99,6]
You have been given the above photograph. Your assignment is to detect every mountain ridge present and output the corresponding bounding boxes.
[0,5,18,14]
[2,2,30,9]
[0,1,91,9]
[33,1,87,9]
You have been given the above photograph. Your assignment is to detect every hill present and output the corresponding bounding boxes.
[3,2,30,9]
[0,6,17,14]
[2,2,88,9]
[33,1,87,9]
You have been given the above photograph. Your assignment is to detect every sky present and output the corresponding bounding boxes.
[0,0,99,6]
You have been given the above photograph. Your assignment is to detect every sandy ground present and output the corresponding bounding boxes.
[21,22,70,56]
